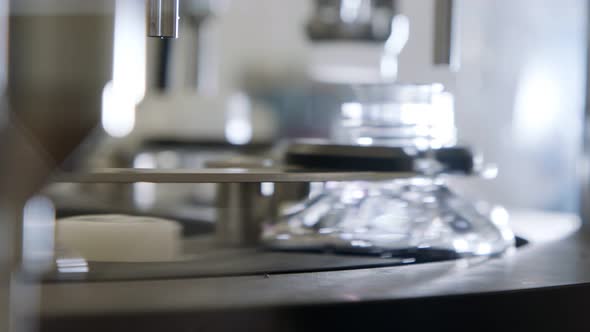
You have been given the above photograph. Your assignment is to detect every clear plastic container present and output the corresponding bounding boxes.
[264,83,515,258]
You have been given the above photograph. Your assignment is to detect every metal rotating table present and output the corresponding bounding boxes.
[29,169,590,331]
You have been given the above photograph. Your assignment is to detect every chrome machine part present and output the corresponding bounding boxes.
[53,168,416,184]
[148,0,180,39]
[306,0,404,83]
[216,183,271,247]
[307,0,459,83]
[149,0,224,91]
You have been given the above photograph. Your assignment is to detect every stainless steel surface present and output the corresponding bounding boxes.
[35,212,583,320]
[53,168,417,184]
[148,0,179,39]
[433,0,458,68]
[216,183,270,247]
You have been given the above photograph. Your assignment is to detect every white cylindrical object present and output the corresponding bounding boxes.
[56,215,182,262]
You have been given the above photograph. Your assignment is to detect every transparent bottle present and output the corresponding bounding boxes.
[264,83,515,258]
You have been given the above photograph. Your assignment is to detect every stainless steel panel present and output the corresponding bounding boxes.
[53,168,417,184]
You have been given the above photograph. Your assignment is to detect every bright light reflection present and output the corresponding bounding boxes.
[490,206,510,226]
[56,258,89,274]
[481,164,499,179]
[261,182,275,197]
[303,201,331,227]
[490,206,515,242]
[452,239,469,253]
[340,0,364,23]
[23,196,56,272]
[341,187,365,204]
[400,103,430,125]
[102,0,146,138]
[357,137,374,146]
[475,243,492,256]
[134,153,156,169]
[134,182,157,210]
[342,102,363,119]
[513,63,561,145]
[133,153,157,210]
[431,92,456,146]
[384,15,409,55]
[351,240,372,248]
[225,92,253,145]
[102,82,136,138]
[381,14,409,79]
[398,91,456,149]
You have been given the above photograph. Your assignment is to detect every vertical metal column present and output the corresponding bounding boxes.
[148,0,180,39]
[216,183,270,247]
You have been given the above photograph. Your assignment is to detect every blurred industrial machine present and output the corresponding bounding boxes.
[1,0,589,331]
